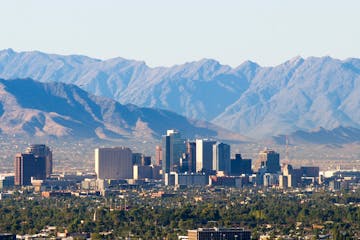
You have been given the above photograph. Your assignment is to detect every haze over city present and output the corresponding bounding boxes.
[0,1,360,240]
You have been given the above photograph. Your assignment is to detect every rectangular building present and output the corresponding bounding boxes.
[95,147,133,180]
[162,130,185,174]
[213,142,231,175]
[196,139,216,172]
[15,153,46,186]
[188,228,251,240]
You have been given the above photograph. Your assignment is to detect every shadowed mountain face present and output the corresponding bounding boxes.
[1,49,360,139]
[0,78,221,140]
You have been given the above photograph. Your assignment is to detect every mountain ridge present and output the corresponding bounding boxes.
[1,49,359,139]
[0,78,248,142]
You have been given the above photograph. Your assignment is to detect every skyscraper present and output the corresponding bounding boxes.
[15,153,46,186]
[155,145,162,166]
[213,142,231,175]
[186,141,196,173]
[196,139,216,172]
[258,148,280,173]
[95,147,133,180]
[25,144,52,178]
[161,130,185,174]
[231,154,252,175]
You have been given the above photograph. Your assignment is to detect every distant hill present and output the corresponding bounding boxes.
[273,126,360,145]
[1,49,360,138]
[0,78,244,141]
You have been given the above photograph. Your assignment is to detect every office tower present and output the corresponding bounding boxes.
[15,153,46,186]
[231,154,252,175]
[0,175,14,190]
[196,139,216,172]
[282,164,302,188]
[155,145,162,166]
[25,144,52,178]
[212,142,231,175]
[95,147,133,180]
[161,130,185,174]
[142,156,151,166]
[133,165,153,179]
[282,163,293,176]
[300,166,319,178]
[279,175,289,189]
[175,173,208,187]
[132,153,143,165]
[179,153,189,173]
[258,148,280,173]
[186,141,196,173]
[188,227,251,240]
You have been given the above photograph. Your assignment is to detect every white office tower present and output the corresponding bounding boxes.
[95,147,133,180]
[213,142,231,175]
[196,139,216,172]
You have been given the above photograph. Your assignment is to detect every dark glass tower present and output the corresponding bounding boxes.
[15,153,46,186]
[25,144,53,178]
[161,130,185,174]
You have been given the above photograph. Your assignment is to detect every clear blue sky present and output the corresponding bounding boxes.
[1,0,359,67]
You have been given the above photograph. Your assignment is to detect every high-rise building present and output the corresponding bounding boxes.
[142,156,151,166]
[179,153,190,173]
[257,148,280,173]
[155,145,162,166]
[231,154,252,175]
[188,227,251,240]
[132,153,143,165]
[0,175,14,190]
[15,153,46,186]
[196,139,216,172]
[95,147,133,180]
[25,144,52,178]
[300,166,320,178]
[161,130,185,174]
[279,175,289,189]
[213,142,231,175]
[186,141,196,173]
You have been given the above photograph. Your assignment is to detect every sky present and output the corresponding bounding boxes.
[1,0,360,67]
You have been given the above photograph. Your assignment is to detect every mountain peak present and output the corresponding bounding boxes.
[0,49,360,141]
[0,78,221,140]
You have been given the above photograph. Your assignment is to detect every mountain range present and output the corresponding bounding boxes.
[0,49,359,140]
[0,78,233,141]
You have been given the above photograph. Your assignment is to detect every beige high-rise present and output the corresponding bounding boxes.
[95,147,133,180]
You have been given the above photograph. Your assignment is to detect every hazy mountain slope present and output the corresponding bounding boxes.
[0,49,253,121]
[273,126,360,144]
[1,49,360,139]
[213,57,360,137]
[0,78,224,140]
